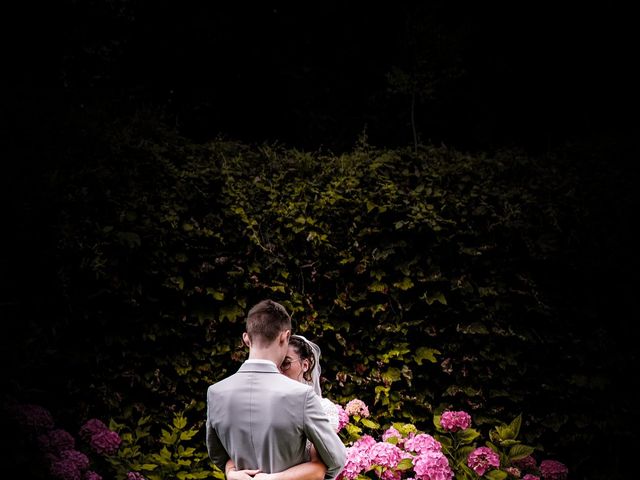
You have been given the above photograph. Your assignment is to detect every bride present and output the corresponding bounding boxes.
[226,334,340,480]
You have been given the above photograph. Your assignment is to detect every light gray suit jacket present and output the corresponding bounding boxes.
[206,361,347,480]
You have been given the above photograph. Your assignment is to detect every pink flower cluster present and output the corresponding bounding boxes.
[467,447,500,476]
[513,455,537,473]
[382,426,403,446]
[510,455,568,479]
[8,401,111,480]
[79,419,108,442]
[336,404,350,432]
[127,472,148,480]
[79,418,122,455]
[345,399,370,417]
[439,410,471,432]
[334,399,569,480]
[12,403,55,432]
[539,460,568,480]
[336,402,453,480]
[38,429,76,453]
[404,434,442,455]
[338,435,376,480]
[504,466,521,477]
[404,434,452,480]
[413,450,453,480]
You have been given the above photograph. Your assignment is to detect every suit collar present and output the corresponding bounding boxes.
[238,361,281,373]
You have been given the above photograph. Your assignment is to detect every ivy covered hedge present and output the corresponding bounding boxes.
[5,113,632,479]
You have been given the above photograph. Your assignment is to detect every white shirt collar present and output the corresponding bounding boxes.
[245,359,278,367]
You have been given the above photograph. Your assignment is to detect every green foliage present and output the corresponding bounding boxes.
[107,404,221,480]
[16,114,614,476]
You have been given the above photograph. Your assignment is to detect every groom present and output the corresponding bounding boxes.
[206,299,346,479]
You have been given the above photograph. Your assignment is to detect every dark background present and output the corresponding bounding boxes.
[4,2,638,152]
[2,2,638,478]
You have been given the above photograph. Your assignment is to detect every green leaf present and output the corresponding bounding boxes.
[414,347,440,365]
[484,470,508,480]
[368,282,388,293]
[457,428,481,445]
[421,291,447,305]
[458,322,489,334]
[360,418,379,429]
[179,447,196,457]
[137,416,151,427]
[508,414,522,438]
[393,277,414,290]
[397,458,414,470]
[206,288,225,301]
[219,304,244,322]
[140,464,159,471]
[500,439,520,447]
[345,423,362,437]
[509,444,535,460]
[180,430,198,441]
[173,414,187,430]
[160,429,177,445]
[382,367,401,384]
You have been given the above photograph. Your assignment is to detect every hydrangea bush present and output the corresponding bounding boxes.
[5,401,121,480]
[7,398,568,480]
[335,399,568,480]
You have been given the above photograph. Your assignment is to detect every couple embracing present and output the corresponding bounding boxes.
[206,300,348,480]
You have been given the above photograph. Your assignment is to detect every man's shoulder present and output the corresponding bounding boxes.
[207,370,313,396]
[207,372,241,392]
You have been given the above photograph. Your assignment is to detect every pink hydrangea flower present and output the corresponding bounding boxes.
[380,469,402,480]
[336,404,350,431]
[84,471,103,480]
[467,447,500,476]
[38,429,76,453]
[12,404,55,432]
[439,410,472,432]
[345,399,370,417]
[522,475,540,480]
[382,426,404,446]
[126,473,147,480]
[404,433,442,455]
[79,419,108,442]
[354,434,377,450]
[59,450,90,471]
[504,466,521,477]
[50,459,81,480]
[413,450,454,480]
[90,429,121,455]
[513,456,537,472]
[369,441,404,470]
[337,444,372,480]
[539,460,568,480]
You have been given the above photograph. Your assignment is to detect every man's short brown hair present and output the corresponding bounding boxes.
[246,299,291,345]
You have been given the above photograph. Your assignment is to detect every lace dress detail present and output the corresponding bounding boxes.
[305,398,340,458]
[320,397,340,432]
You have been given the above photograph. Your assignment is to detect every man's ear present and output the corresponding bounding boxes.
[280,329,291,345]
[242,332,251,348]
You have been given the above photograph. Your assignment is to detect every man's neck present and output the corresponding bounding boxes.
[248,349,282,367]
